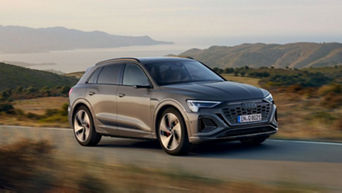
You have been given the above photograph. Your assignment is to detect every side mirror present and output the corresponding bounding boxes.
[134,85,152,89]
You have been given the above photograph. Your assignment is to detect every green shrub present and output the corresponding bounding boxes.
[248,71,270,78]
[60,103,69,116]
[224,68,234,73]
[213,67,224,74]
[45,109,59,117]
[0,102,15,114]
[26,112,42,120]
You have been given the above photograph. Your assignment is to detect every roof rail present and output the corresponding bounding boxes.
[177,55,194,59]
[95,57,140,66]
[167,55,194,60]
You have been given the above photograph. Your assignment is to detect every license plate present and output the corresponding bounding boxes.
[238,114,262,123]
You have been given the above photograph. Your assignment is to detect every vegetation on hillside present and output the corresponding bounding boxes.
[0,62,75,127]
[0,85,71,127]
[0,86,71,101]
[0,100,69,127]
[218,66,342,140]
[181,42,342,69]
[0,62,77,91]
[0,61,342,140]
[65,71,84,79]
[214,65,342,88]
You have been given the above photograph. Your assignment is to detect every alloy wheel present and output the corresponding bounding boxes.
[74,109,91,142]
[159,113,182,151]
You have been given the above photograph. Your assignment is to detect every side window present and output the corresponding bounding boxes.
[87,67,102,84]
[98,64,122,85]
[123,63,150,86]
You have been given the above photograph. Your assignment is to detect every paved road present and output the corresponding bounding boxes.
[1,125,342,192]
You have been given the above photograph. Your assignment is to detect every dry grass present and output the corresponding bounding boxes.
[222,74,261,87]
[13,97,68,115]
[222,73,342,141]
[0,115,70,128]
[273,90,342,140]
[0,97,69,128]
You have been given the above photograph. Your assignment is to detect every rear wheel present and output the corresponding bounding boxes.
[157,108,189,155]
[73,106,101,146]
[240,136,268,146]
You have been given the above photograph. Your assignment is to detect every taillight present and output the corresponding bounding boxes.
[69,87,74,96]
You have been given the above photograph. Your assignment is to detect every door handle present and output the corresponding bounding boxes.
[118,93,126,98]
[88,91,96,96]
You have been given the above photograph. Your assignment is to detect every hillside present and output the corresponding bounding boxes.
[180,42,342,69]
[65,71,85,79]
[0,25,172,53]
[0,62,77,91]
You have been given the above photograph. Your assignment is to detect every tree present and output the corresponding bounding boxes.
[213,67,224,74]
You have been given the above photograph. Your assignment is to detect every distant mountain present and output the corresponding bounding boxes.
[0,25,172,53]
[180,42,342,68]
[0,62,77,91]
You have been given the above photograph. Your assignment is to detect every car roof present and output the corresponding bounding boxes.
[137,57,194,64]
[95,56,194,66]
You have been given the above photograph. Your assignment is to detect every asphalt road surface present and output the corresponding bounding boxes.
[1,125,342,192]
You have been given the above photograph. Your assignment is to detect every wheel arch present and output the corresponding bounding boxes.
[153,100,191,139]
[70,99,94,126]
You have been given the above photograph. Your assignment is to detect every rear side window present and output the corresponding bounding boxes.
[98,64,122,85]
[87,68,102,84]
[123,63,150,86]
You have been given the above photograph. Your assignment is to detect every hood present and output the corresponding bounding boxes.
[163,81,267,101]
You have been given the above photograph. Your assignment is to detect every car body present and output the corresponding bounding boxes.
[68,57,278,154]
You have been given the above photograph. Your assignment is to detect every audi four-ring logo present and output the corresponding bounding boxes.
[241,103,257,110]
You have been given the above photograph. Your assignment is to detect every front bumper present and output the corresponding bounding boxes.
[186,99,278,143]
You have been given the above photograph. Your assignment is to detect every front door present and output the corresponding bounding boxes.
[116,62,153,138]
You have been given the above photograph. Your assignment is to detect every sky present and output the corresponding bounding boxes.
[1,0,342,45]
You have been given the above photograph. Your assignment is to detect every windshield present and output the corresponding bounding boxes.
[143,60,224,85]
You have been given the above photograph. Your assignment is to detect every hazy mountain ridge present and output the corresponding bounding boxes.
[0,25,172,53]
[180,42,342,68]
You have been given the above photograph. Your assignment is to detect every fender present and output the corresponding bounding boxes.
[153,98,192,139]
[69,98,95,128]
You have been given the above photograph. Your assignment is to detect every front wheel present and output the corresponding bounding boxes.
[240,136,268,146]
[73,106,101,146]
[157,108,190,155]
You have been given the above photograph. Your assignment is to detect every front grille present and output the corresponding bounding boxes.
[222,101,271,125]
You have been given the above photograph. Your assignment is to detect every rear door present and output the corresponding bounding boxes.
[86,62,123,134]
[116,62,153,138]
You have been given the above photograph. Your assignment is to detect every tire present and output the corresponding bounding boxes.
[157,108,190,155]
[73,106,101,146]
[240,136,268,146]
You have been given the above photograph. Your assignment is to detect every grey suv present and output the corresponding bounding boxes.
[68,57,278,155]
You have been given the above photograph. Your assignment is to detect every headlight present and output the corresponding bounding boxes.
[264,93,273,103]
[186,100,221,113]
